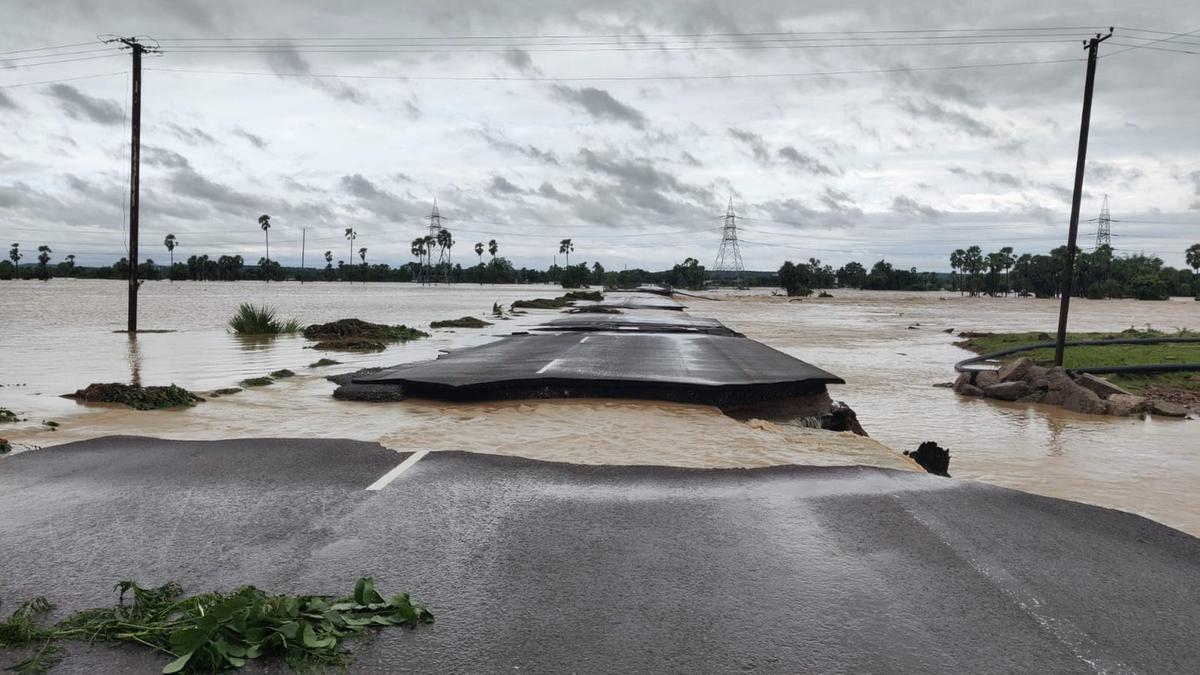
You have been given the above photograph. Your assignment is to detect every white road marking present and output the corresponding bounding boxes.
[366,450,430,491]
[536,358,562,374]
[580,336,589,343]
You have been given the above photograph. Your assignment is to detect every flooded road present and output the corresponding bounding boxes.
[1,280,1197,535]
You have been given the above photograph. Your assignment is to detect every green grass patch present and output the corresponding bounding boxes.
[956,329,1200,393]
[0,409,16,424]
[240,377,274,387]
[304,319,428,352]
[64,383,204,410]
[0,577,432,673]
[228,304,304,336]
[559,290,603,302]
[512,297,571,309]
[308,358,341,368]
[268,369,296,379]
[430,316,492,329]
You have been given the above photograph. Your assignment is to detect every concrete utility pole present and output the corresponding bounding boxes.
[301,228,306,284]
[105,36,159,332]
[1055,29,1113,367]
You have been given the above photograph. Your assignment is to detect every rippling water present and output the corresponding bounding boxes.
[1,280,1197,535]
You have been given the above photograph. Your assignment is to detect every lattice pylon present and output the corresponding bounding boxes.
[711,197,745,287]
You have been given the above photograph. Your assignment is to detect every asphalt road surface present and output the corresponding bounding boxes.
[354,331,843,404]
[535,309,740,336]
[2,437,1198,673]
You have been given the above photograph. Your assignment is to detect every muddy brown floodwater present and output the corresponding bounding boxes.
[1,280,1197,535]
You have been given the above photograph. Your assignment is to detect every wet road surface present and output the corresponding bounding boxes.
[2,437,1197,673]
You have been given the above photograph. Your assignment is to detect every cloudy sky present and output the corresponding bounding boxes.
[1,0,1197,272]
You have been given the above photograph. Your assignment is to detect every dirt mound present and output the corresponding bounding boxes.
[430,316,493,329]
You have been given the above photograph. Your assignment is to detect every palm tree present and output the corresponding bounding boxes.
[344,228,356,282]
[474,242,484,265]
[358,247,368,284]
[36,245,52,281]
[8,243,20,279]
[436,228,454,284]
[964,246,984,296]
[488,239,498,262]
[257,214,271,283]
[949,249,965,294]
[410,238,425,284]
[323,250,333,280]
[1186,243,1200,274]
[422,235,436,285]
[1000,246,1015,297]
[559,238,574,266]
[164,234,177,282]
[65,254,76,277]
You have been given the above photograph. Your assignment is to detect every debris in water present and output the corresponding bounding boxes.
[430,316,493,329]
[904,441,951,477]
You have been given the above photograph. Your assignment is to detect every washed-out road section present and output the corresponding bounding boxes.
[1,437,1197,673]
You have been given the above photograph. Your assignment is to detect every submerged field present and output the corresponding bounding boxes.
[956,330,1200,393]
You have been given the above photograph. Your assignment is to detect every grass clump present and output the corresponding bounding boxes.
[207,388,243,398]
[512,297,571,310]
[0,439,9,454]
[308,358,341,368]
[65,383,204,410]
[559,290,603,302]
[956,328,1200,393]
[304,319,428,352]
[228,304,303,336]
[0,577,433,674]
[269,369,296,379]
[430,316,492,329]
[0,408,17,424]
[240,377,274,387]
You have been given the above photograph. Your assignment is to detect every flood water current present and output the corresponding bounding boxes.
[1,280,1197,535]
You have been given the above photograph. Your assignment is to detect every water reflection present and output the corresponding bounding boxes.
[127,333,142,387]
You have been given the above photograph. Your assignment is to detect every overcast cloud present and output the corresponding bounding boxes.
[0,0,1197,271]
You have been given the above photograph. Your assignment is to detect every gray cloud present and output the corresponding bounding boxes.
[232,128,267,150]
[143,146,192,169]
[728,128,770,162]
[165,123,217,145]
[339,173,418,221]
[503,48,539,74]
[551,85,647,129]
[896,97,994,138]
[949,166,1024,188]
[169,166,260,215]
[0,89,16,110]
[1189,171,1200,210]
[890,195,945,219]
[777,146,836,176]
[817,187,861,217]
[680,151,702,167]
[489,175,523,195]
[1087,161,1144,186]
[45,84,123,125]
[476,129,560,165]
[538,181,569,201]
[263,45,370,105]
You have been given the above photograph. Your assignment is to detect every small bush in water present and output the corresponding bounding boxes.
[228,304,303,335]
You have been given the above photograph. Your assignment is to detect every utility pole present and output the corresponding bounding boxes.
[1054,29,1113,367]
[105,36,159,332]
[300,228,306,284]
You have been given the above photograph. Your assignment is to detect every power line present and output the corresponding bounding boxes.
[0,40,100,56]
[1104,27,1200,57]
[0,71,128,89]
[145,56,1083,83]
[0,52,126,70]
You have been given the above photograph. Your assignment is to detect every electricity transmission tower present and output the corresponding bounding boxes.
[1090,194,1115,248]
[711,197,745,288]
[426,197,444,238]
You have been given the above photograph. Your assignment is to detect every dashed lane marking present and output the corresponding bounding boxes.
[366,450,430,491]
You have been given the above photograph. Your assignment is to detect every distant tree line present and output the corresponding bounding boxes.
[5,238,1198,300]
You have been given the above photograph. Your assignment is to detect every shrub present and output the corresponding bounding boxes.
[430,316,493,329]
[308,358,341,368]
[64,383,204,410]
[228,304,303,335]
[1130,274,1169,301]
